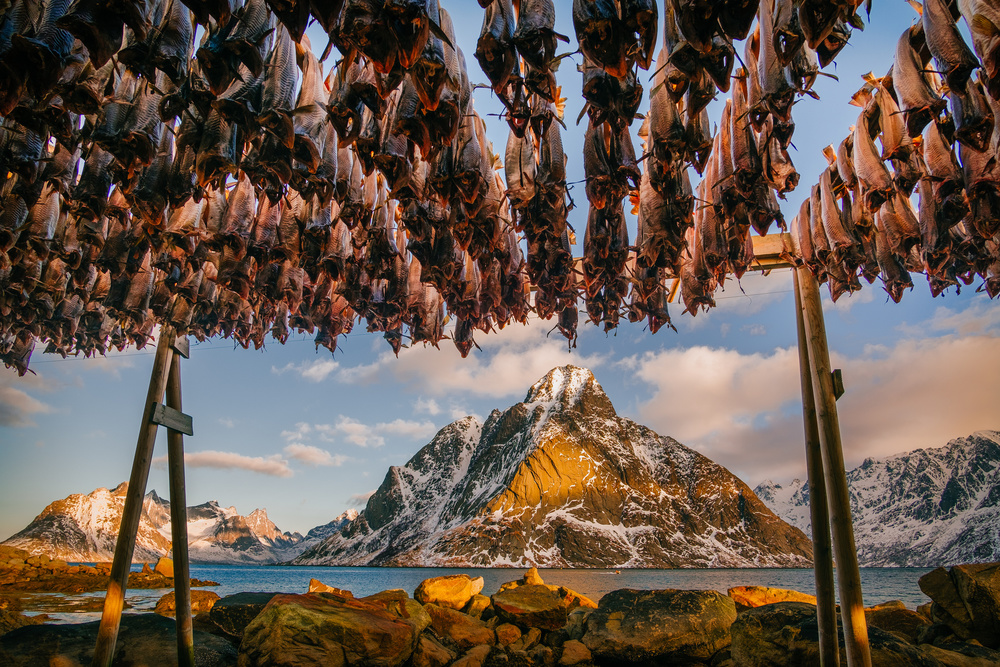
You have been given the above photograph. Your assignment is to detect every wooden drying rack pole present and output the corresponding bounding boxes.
[92,325,196,667]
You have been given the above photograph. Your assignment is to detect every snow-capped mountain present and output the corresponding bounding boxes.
[755,431,1000,567]
[295,365,814,568]
[2,483,355,563]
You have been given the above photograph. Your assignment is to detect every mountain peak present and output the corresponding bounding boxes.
[524,365,605,406]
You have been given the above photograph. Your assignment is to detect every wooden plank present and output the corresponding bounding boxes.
[151,403,194,436]
[93,326,176,667]
[166,354,195,667]
[797,267,872,667]
[794,271,840,667]
[171,335,190,359]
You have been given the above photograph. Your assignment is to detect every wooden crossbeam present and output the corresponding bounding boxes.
[151,403,194,436]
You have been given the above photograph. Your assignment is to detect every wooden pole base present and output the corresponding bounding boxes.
[796,267,872,667]
[794,271,840,667]
[93,326,176,667]
[166,351,195,667]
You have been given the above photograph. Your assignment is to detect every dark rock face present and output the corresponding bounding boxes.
[296,366,813,568]
[730,602,942,667]
[757,431,1000,566]
[0,613,237,666]
[209,592,280,639]
[581,589,736,665]
[919,563,1000,648]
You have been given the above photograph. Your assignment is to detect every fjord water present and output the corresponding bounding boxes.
[23,566,934,623]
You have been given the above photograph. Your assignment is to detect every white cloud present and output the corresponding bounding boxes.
[218,417,236,428]
[0,369,55,427]
[280,422,313,443]
[286,416,436,451]
[898,297,1000,337]
[375,418,437,439]
[271,359,340,382]
[823,283,876,313]
[283,443,347,467]
[741,324,767,336]
[450,406,480,422]
[333,317,606,399]
[627,331,1000,487]
[154,450,293,477]
[348,491,375,507]
[415,397,441,416]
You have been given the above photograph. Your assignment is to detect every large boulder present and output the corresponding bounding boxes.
[154,557,174,578]
[209,592,280,639]
[865,601,930,644]
[425,602,496,650]
[730,601,943,667]
[919,643,1000,667]
[360,589,432,635]
[558,639,593,666]
[727,586,817,611]
[238,592,424,667]
[919,563,1000,649]
[155,590,222,617]
[415,574,485,610]
[0,613,237,666]
[582,589,736,665]
[411,634,456,667]
[492,584,574,631]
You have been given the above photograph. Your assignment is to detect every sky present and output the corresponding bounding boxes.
[1,2,998,540]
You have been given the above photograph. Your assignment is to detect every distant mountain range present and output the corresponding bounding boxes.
[2,482,357,563]
[293,365,814,568]
[16,367,990,570]
[755,431,1000,567]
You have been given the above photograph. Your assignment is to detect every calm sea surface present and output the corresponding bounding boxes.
[16,565,934,624]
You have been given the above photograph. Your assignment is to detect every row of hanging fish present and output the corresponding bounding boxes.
[479,0,580,344]
[578,0,854,323]
[0,0,543,373]
[790,0,1000,304]
[3,0,999,375]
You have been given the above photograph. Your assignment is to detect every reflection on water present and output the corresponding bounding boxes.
[14,566,934,624]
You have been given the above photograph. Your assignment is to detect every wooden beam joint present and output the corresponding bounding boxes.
[832,369,845,400]
[151,403,193,436]
[171,336,190,359]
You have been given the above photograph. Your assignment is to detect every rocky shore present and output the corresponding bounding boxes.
[1,560,999,666]
[0,545,218,595]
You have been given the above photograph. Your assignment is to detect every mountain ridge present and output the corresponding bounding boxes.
[295,365,814,568]
[755,430,1000,567]
[2,483,357,564]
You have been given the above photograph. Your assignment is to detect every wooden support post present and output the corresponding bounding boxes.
[794,271,840,667]
[166,351,195,667]
[796,267,872,667]
[93,326,176,667]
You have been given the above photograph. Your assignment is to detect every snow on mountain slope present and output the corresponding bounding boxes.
[295,366,814,568]
[755,431,1000,566]
[3,485,347,564]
